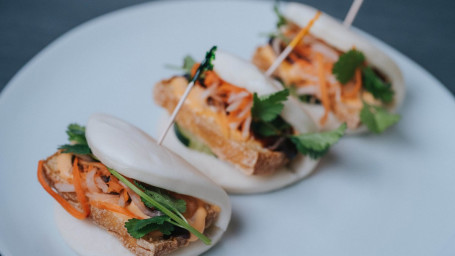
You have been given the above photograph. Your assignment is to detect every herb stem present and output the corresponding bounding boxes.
[167,219,185,229]
[108,168,211,245]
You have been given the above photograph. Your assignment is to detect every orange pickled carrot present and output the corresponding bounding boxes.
[123,189,129,202]
[316,52,330,125]
[288,11,322,48]
[37,160,88,220]
[204,71,221,86]
[72,158,91,217]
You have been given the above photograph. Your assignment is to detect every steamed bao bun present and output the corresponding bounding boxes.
[56,113,231,256]
[280,2,405,133]
[162,50,320,194]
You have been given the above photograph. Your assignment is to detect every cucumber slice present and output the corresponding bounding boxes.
[173,124,215,156]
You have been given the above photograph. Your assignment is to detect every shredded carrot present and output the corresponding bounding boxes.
[37,160,88,220]
[204,71,221,86]
[73,158,91,217]
[343,68,362,98]
[107,177,124,193]
[228,98,252,118]
[288,11,321,48]
[107,184,123,194]
[288,53,311,68]
[292,45,312,60]
[90,201,141,219]
[190,65,254,136]
[316,52,330,125]
[217,82,246,94]
[123,189,129,202]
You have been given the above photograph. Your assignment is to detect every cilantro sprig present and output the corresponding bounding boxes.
[58,124,92,155]
[332,50,396,105]
[109,168,211,245]
[251,89,291,137]
[125,216,175,238]
[57,123,210,243]
[260,2,289,43]
[332,49,365,84]
[250,90,345,158]
[125,181,188,239]
[252,89,289,122]
[290,123,347,159]
[191,46,217,83]
[362,67,394,103]
[134,181,187,220]
[360,102,400,133]
[165,45,215,82]
[273,1,287,28]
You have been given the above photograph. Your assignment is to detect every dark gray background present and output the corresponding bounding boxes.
[1,0,454,94]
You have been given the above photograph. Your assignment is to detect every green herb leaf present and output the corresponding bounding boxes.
[190,46,217,85]
[362,67,394,103]
[360,102,400,133]
[250,89,291,137]
[273,1,287,28]
[58,123,92,155]
[251,121,279,137]
[58,144,92,155]
[108,168,211,245]
[66,124,87,144]
[166,47,214,81]
[290,123,346,159]
[332,49,365,84]
[134,181,186,215]
[251,89,289,122]
[251,117,291,137]
[125,216,175,238]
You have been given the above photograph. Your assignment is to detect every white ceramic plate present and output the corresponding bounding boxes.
[1,1,455,255]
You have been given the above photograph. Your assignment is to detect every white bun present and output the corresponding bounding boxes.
[159,50,318,193]
[214,50,318,134]
[283,3,405,133]
[161,119,319,194]
[55,205,134,256]
[55,204,227,256]
[57,113,231,256]
[160,51,321,193]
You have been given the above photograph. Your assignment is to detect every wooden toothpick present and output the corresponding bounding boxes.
[158,46,217,145]
[157,80,196,145]
[265,11,321,79]
[265,11,321,78]
[343,0,364,28]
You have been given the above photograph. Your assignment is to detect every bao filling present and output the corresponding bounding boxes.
[178,64,298,160]
[38,151,220,255]
[253,20,396,130]
[155,48,346,175]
